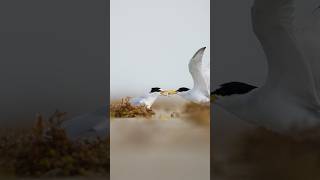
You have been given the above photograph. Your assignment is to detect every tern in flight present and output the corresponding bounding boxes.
[170,47,210,104]
[211,0,320,134]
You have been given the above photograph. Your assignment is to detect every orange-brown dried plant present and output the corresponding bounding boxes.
[0,110,109,177]
[110,97,155,118]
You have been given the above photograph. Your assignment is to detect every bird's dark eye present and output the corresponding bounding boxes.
[150,87,161,93]
[177,87,190,92]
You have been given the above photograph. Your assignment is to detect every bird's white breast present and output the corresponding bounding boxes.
[181,89,210,104]
[243,90,320,133]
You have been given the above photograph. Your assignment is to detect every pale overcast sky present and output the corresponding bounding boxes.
[111,0,210,97]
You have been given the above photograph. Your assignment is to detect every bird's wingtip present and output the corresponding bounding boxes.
[198,47,206,53]
[191,47,207,60]
[196,47,206,53]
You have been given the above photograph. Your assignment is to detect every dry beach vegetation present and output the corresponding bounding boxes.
[110,97,155,118]
[0,111,109,178]
[0,97,210,179]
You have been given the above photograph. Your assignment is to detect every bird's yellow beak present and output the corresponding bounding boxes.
[160,89,178,96]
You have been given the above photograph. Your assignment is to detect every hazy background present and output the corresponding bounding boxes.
[212,0,266,88]
[0,0,108,126]
[211,0,320,124]
[212,0,320,88]
[110,0,210,97]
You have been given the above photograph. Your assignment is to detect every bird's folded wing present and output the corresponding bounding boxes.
[252,0,320,107]
[189,47,210,97]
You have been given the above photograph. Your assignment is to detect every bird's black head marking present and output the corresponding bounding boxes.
[212,82,257,96]
[150,87,162,93]
[177,87,190,92]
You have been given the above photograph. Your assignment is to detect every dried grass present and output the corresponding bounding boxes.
[182,102,210,126]
[0,111,109,177]
[110,97,155,118]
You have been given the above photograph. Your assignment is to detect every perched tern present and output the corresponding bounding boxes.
[212,0,320,134]
[172,47,210,104]
[60,87,164,139]
[129,87,165,109]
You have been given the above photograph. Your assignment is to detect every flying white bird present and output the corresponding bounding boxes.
[173,47,210,104]
[129,87,165,109]
[212,0,320,134]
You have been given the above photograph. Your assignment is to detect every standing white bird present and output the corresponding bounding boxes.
[61,87,164,140]
[129,87,164,109]
[174,47,210,104]
[212,0,320,134]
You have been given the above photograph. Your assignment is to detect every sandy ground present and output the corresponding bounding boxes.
[110,99,210,180]
[211,107,254,180]
[212,106,320,180]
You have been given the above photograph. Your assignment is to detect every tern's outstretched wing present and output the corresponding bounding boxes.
[298,10,320,108]
[203,61,210,92]
[189,47,210,97]
[61,106,108,140]
[252,0,320,107]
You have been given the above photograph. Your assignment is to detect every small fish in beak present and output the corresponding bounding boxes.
[160,90,178,96]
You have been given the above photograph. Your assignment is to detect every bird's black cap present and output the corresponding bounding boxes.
[212,82,257,96]
[150,87,162,93]
[177,87,190,92]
